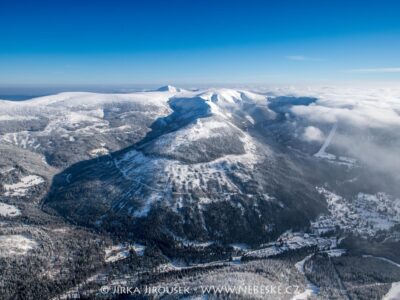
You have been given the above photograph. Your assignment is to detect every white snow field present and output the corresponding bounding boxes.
[245,231,335,259]
[0,202,21,217]
[105,243,146,263]
[383,282,400,300]
[3,175,45,197]
[0,235,37,257]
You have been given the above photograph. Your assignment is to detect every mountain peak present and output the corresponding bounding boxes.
[156,85,182,92]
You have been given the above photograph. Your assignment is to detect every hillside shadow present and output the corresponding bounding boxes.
[43,96,213,201]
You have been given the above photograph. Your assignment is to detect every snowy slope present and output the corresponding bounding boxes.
[2,85,398,245]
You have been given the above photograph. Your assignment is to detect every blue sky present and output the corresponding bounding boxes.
[1,0,400,85]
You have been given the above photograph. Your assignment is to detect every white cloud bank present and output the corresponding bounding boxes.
[269,86,400,182]
[302,126,325,142]
[266,86,400,129]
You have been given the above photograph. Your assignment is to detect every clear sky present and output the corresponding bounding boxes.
[1,0,400,86]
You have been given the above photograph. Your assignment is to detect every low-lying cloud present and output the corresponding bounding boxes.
[283,87,400,129]
[302,126,325,142]
[269,86,400,187]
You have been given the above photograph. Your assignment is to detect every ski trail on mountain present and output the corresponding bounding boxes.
[362,255,400,300]
[293,254,319,300]
[315,123,337,158]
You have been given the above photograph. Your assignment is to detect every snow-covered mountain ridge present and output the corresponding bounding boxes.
[1,85,399,245]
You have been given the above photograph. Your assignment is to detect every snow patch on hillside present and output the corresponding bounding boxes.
[89,147,109,157]
[245,232,334,259]
[3,175,45,196]
[0,235,37,257]
[0,203,21,217]
[105,243,146,263]
[1,131,39,150]
[383,282,400,300]
[292,284,319,300]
